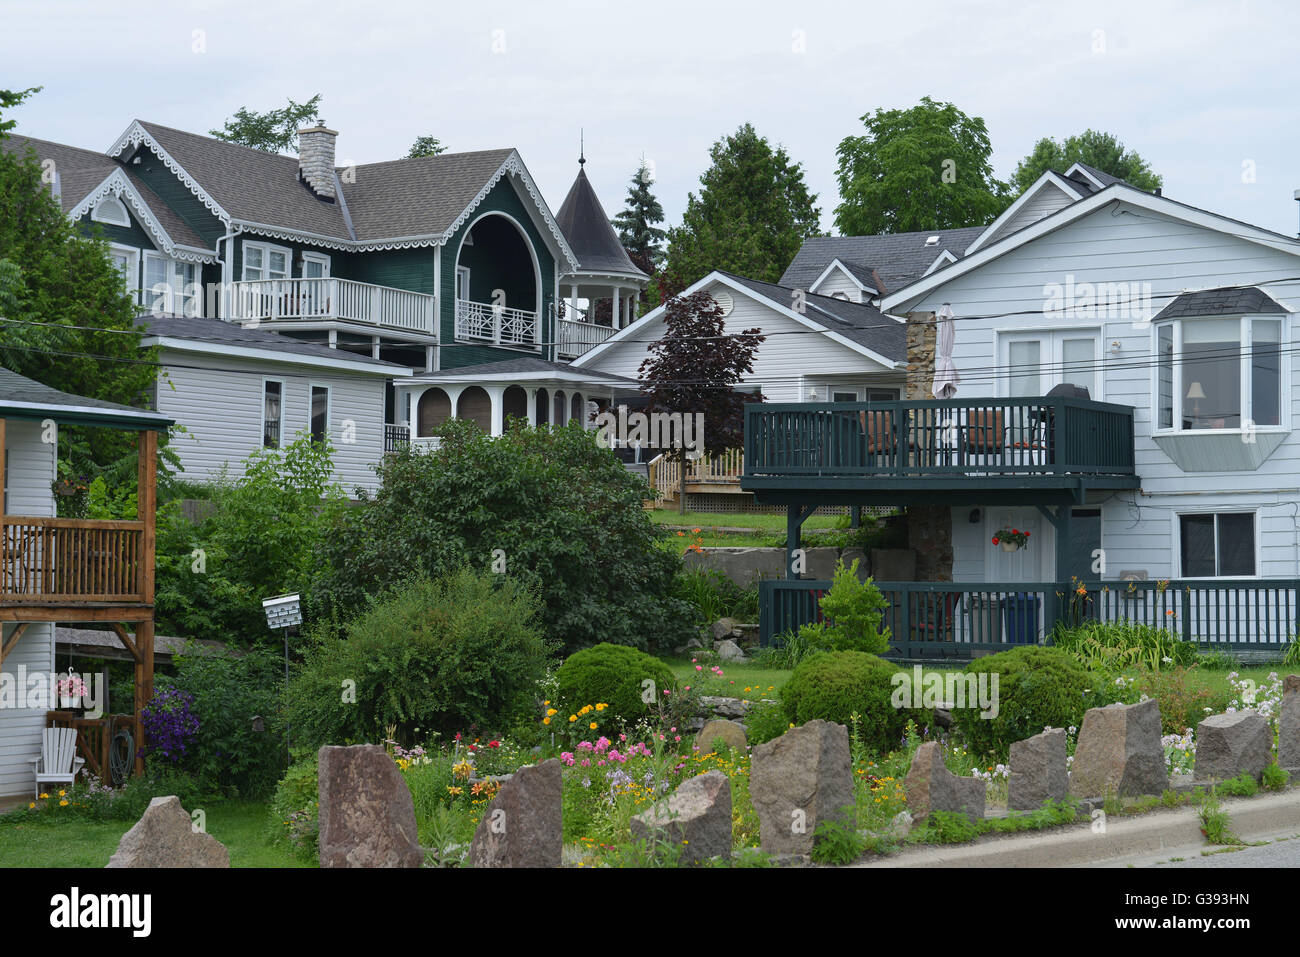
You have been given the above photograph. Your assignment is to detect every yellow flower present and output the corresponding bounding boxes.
[447,786,463,796]
[569,715,577,723]
[590,722,598,730]
[543,717,551,725]
[546,708,558,716]
[595,703,607,711]
[59,799,68,807]
[39,793,48,800]
[58,789,66,797]
[28,802,35,809]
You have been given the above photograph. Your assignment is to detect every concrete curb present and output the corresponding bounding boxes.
[853,788,1300,868]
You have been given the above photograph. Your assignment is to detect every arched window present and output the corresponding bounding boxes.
[92,195,130,227]
[417,388,452,436]
[535,388,550,426]
[456,386,492,432]
[553,390,567,425]
[503,385,528,430]
[570,392,584,427]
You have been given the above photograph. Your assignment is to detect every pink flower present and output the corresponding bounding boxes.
[597,760,606,766]
[670,727,676,733]
[560,751,575,766]
[695,665,702,671]
[674,735,681,743]
[609,749,622,761]
[577,741,594,751]
[594,736,611,753]
[618,733,627,742]
[580,758,591,767]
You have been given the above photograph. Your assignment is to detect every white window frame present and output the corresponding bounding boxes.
[141,251,202,317]
[242,240,292,282]
[91,195,130,227]
[107,242,140,299]
[1172,508,1259,579]
[831,389,861,402]
[301,251,331,278]
[308,383,332,444]
[261,378,285,450]
[456,266,471,301]
[997,327,1103,400]
[1151,314,1289,436]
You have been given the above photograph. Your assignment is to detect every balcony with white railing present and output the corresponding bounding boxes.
[454,298,539,349]
[231,278,437,336]
[556,318,616,359]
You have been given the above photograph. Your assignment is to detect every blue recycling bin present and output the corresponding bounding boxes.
[1002,593,1041,644]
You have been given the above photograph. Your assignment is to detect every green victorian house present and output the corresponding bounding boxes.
[3,121,646,489]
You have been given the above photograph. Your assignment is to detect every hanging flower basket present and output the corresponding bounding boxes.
[57,671,87,710]
[992,528,1030,552]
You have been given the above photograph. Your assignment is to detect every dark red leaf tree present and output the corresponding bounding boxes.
[638,289,764,512]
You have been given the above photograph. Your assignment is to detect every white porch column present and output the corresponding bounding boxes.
[446,385,466,420]
[371,336,381,359]
[487,385,506,436]
[570,284,579,321]
[425,345,434,372]
[526,388,538,426]
[611,286,621,329]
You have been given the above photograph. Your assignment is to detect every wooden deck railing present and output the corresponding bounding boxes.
[648,449,745,499]
[1,516,145,603]
[759,578,1300,657]
[744,397,1136,480]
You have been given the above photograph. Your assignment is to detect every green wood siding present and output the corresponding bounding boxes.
[126,146,226,247]
[340,247,436,293]
[440,176,558,369]
[77,212,157,251]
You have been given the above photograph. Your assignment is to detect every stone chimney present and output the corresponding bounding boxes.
[297,123,338,201]
[905,311,954,582]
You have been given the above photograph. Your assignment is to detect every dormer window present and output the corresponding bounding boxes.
[91,195,130,227]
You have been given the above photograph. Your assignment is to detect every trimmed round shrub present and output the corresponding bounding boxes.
[951,645,1092,759]
[555,643,676,729]
[286,569,552,746]
[780,651,921,757]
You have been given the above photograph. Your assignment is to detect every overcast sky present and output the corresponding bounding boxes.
[5,0,1299,238]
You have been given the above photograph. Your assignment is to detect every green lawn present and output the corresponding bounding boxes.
[0,800,308,868]
[648,509,842,532]
[664,658,792,697]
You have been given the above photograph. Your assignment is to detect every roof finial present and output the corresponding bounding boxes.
[579,129,585,167]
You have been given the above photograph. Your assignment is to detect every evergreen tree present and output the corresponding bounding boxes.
[613,159,666,275]
[408,136,447,158]
[664,124,821,288]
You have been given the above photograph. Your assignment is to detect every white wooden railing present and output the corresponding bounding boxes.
[557,318,616,358]
[454,298,538,348]
[231,278,436,334]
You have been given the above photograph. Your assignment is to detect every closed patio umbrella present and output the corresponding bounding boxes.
[932,304,960,399]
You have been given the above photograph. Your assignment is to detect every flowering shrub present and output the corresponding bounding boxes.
[140,687,200,763]
[1162,729,1196,775]
[1225,671,1283,731]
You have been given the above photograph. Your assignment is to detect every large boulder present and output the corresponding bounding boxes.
[1069,699,1168,798]
[695,718,748,754]
[750,719,854,856]
[1194,710,1273,783]
[903,741,986,821]
[630,770,731,865]
[1280,675,1300,773]
[318,744,422,868]
[1008,728,1069,811]
[106,796,229,868]
[470,759,562,868]
[714,639,748,662]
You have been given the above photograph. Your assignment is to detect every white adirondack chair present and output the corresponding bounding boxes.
[27,727,85,799]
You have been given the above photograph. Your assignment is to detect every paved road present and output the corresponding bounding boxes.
[1151,836,1300,868]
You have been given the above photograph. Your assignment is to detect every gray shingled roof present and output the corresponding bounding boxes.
[1151,286,1291,321]
[139,314,409,372]
[2,135,212,251]
[1072,162,1128,190]
[720,272,905,363]
[0,365,170,428]
[554,167,647,278]
[779,227,985,296]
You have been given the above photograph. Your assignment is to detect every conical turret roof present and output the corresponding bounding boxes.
[555,166,648,280]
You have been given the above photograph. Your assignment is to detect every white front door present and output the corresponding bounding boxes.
[987,507,1044,582]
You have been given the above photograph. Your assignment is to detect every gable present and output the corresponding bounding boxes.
[973,178,1081,250]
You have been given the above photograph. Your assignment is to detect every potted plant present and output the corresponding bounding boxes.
[992,527,1030,552]
[57,671,87,710]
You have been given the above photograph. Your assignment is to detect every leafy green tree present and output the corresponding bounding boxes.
[0,87,40,135]
[613,159,667,276]
[664,123,821,287]
[209,94,323,152]
[155,434,348,643]
[1010,129,1162,196]
[0,91,159,477]
[407,135,447,158]
[309,419,695,654]
[834,96,1011,235]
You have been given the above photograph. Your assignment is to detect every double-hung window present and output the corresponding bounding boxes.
[1156,316,1283,431]
[1178,512,1256,577]
[242,242,290,281]
[142,252,201,316]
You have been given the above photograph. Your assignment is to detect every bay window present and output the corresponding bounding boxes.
[1155,316,1283,431]
[142,252,201,316]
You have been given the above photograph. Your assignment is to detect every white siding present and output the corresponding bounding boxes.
[809,270,864,302]
[1,419,56,798]
[904,200,1300,582]
[156,350,390,493]
[980,181,1078,248]
[582,280,901,402]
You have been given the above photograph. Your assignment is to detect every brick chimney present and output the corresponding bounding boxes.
[297,123,338,201]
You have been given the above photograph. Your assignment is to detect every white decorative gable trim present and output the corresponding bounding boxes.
[810,258,878,296]
[442,151,580,273]
[66,169,218,264]
[106,121,233,225]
